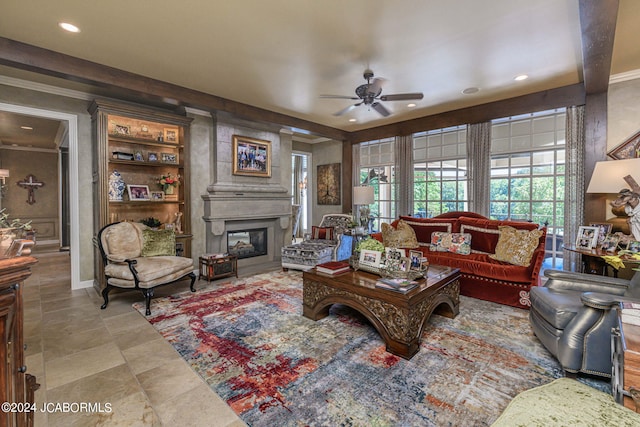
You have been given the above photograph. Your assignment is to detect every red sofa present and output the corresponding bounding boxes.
[373,212,546,309]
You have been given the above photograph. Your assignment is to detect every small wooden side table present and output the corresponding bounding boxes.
[612,311,640,412]
[199,255,238,282]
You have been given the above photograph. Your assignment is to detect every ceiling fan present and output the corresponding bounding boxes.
[320,69,423,117]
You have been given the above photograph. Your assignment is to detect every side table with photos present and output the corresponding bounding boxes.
[199,253,238,282]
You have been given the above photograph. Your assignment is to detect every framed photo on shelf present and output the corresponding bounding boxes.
[147,152,158,162]
[126,184,150,201]
[232,135,272,177]
[161,153,178,164]
[163,128,179,143]
[359,249,382,270]
[134,150,144,161]
[589,222,613,247]
[575,225,599,250]
[150,191,164,201]
[601,234,620,252]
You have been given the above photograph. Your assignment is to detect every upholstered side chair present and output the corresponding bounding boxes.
[96,221,196,315]
[530,269,640,377]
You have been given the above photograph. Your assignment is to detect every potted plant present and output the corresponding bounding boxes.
[0,209,33,250]
[141,217,162,229]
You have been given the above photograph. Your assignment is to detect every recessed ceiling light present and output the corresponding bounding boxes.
[20,126,33,130]
[514,74,528,81]
[462,87,480,95]
[348,118,357,122]
[407,103,417,108]
[59,22,80,33]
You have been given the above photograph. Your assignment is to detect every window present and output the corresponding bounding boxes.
[359,138,396,232]
[413,126,468,217]
[490,109,566,269]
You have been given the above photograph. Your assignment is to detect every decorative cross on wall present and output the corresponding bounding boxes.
[17,174,45,205]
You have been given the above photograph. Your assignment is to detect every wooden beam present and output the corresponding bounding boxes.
[579,0,619,94]
[0,37,349,142]
[348,84,586,144]
[580,0,618,224]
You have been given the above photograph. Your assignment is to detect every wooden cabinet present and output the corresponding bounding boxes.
[89,100,193,287]
[0,256,39,427]
[612,314,640,412]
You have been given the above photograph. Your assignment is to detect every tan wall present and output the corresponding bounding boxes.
[608,77,640,151]
[0,149,59,241]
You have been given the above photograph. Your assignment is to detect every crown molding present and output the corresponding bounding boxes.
[0,75,92,100]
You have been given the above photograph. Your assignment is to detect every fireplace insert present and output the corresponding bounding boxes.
[227,228,267,259]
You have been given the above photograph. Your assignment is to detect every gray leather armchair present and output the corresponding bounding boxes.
[530,269,640,377]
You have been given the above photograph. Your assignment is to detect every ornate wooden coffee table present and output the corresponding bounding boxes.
[302,265,460,359]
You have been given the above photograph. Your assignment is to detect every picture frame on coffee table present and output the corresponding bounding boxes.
[359,249,382,270]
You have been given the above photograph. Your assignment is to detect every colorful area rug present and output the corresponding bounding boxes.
[133,270,607,426]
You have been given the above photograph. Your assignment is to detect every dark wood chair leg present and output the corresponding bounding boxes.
[189,272,196,292]
[143,288,154,315]
[100,285,112,310]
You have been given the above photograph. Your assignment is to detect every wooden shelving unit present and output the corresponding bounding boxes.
[90,99,193,287]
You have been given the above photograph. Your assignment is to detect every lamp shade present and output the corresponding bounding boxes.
[0,169,9,178]
[353,186,374,205]
[586,158,640,194]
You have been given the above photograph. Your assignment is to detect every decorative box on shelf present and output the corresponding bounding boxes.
[199,254,238,282]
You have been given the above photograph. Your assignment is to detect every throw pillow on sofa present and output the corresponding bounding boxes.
[430,232,472,255]
[381,220,419,248]
[489,225,543,267]
[311,226,335,240]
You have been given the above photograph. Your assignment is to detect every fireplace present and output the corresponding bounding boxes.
[227,228,267,259]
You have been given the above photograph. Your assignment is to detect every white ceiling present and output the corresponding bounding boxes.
[0,0,639,137]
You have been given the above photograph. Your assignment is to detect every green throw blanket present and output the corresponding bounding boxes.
[492,378,640,426]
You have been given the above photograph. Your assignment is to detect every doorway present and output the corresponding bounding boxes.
[0,102,80,289]
[292,152,311,240]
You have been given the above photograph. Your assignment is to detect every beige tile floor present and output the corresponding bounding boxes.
[23,251,247,426]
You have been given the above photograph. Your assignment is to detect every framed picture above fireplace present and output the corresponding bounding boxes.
[232,135,272,177]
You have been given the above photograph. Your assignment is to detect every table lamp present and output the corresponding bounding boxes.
[586,158,640,239]
[353,186,374,230]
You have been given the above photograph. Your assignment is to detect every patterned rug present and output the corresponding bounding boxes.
[133,270,608,427]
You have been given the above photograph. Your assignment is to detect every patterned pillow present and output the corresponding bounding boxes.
[489,226,543,267]
[430,232,471,255]
[312,226,334,240]
[381,220,419,248]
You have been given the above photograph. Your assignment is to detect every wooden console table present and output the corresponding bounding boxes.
[563,245,640,277]
[612,311,640,412]
[0,256,40,427]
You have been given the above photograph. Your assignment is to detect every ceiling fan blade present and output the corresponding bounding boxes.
[367,77,385,97]
[320,95,360,100]
[333,103,360,117]
[379,92,424,101]
[371,102,391,117]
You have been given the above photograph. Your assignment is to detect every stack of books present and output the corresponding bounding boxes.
[315,261,351,275]
[621,302,640,326]
[202,253,228,259]
[375,277,418,293]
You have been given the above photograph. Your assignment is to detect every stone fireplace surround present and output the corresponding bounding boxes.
[202,183,291,275]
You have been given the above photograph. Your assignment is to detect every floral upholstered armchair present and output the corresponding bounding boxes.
[96,221,196,315]
[281,214,354,270]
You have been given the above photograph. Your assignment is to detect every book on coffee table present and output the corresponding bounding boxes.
[375,277,418,293]
[316,261,351,275]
